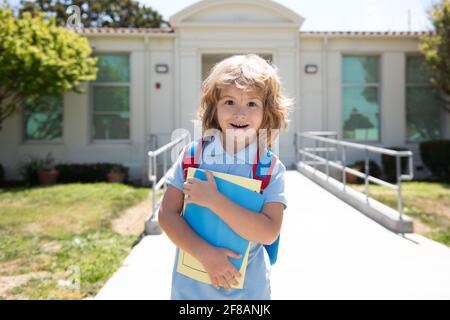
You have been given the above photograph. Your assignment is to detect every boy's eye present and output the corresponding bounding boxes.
[223,100,259,107]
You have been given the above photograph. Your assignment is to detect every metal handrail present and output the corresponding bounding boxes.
[145,133,189,234]
[295,131,414,220]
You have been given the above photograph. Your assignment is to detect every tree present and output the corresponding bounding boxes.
[420,0,450,113]
[19,0,169,28]
[0,8,97,129]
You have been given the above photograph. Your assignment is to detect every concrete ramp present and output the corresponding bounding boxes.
[97,171,450,300]
[272,171,450,299]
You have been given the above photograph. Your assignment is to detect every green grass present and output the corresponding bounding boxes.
[351,182,450,246]
[0,183,150,299]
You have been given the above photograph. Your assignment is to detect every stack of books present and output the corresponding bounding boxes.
[177,167,265,289]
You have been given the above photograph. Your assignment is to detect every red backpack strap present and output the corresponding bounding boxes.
[252,148,277,191]
[182,138,204,180]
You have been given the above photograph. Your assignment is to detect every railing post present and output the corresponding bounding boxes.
[313,139,318,171]
[364,148,369,203]
[163,151,167,189]
[342,145,347,191]
[300,134,305,163]
[145,151,162,235]
[148,153,155,218]
[334,141,338,174]
[151,156,157,220]
[325,140,329,178]
[396,155,404,221]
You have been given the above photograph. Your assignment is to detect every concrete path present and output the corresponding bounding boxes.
[96,170,450,299]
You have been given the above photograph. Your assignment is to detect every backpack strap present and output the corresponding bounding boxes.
[252,148,278,192]
[251,148,280,266]
[182,137,280,265]
[182,137,204,180]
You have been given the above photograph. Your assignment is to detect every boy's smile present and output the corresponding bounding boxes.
[229,122,249,129]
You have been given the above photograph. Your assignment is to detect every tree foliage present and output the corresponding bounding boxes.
[0,8,97,129]
[19,0,169,28]
[420,0,450,113]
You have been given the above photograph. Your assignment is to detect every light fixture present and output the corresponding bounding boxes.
[305,64,318,74]
[155,64,169,74]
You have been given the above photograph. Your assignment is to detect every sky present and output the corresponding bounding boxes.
[5,0,441,31]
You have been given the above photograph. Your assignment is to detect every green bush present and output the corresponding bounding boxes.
[420,140,450,182]
[381,147,411,183]
[19,156,42,186]
[0,163,4,185]
[55,163,129,183]
[19,153,58,186]
[349,160,382,184]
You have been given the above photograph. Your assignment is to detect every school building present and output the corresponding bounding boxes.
[0,0,448,183]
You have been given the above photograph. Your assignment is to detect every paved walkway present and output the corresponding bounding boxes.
[96,170,450,299]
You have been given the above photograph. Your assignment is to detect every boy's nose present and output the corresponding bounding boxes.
[233,106,247,117]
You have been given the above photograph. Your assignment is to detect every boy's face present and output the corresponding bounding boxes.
[216,84,264,146]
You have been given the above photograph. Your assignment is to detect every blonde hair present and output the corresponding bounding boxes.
[198,54,293,149]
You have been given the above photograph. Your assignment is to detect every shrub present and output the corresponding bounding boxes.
[420,140,450,182]
[19,156,42,186]
[348,160,382,184]
[0,163,4,185]
[19,153,60,186]
[381,147,411,183]
[55,163,129,183]
[39,152,57,171]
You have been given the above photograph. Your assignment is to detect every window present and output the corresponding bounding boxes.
[406,55,442,142]
[23,95,63,142]
[342,55,380,141]
[91,54,130,140]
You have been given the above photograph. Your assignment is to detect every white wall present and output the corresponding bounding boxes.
[298,35,450,177]
[0,36,151,183]
[1,32,448,182]
[174,27,300,167]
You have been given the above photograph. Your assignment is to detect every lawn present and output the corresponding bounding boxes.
[0,183,151,300]
[351,182,450,246]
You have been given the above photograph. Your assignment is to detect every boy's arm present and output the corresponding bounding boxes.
[159,185,242,289]
[184,171,284,245]
[158,185,211,260]
[210,196,284,245]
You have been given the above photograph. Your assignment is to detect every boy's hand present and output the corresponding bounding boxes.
[183,170,220,209]
[198,246,242,290]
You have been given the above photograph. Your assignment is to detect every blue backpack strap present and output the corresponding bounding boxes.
[253,148,280,266]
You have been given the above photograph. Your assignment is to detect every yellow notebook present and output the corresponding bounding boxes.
[177,167,262,289]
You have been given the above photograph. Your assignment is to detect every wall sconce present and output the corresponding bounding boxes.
[305,64,318,74]
[155,64,169,74]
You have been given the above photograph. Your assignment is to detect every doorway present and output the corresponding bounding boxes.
[201,53,273,82]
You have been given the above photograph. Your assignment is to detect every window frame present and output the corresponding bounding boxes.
[89,52,132,144]
[404,53,444,144]
[21,95,64,144]
[341,53,382,143]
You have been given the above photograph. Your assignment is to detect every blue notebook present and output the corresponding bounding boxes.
[183,169,265,271]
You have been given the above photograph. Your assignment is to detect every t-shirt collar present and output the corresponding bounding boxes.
[203,130,258,164]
